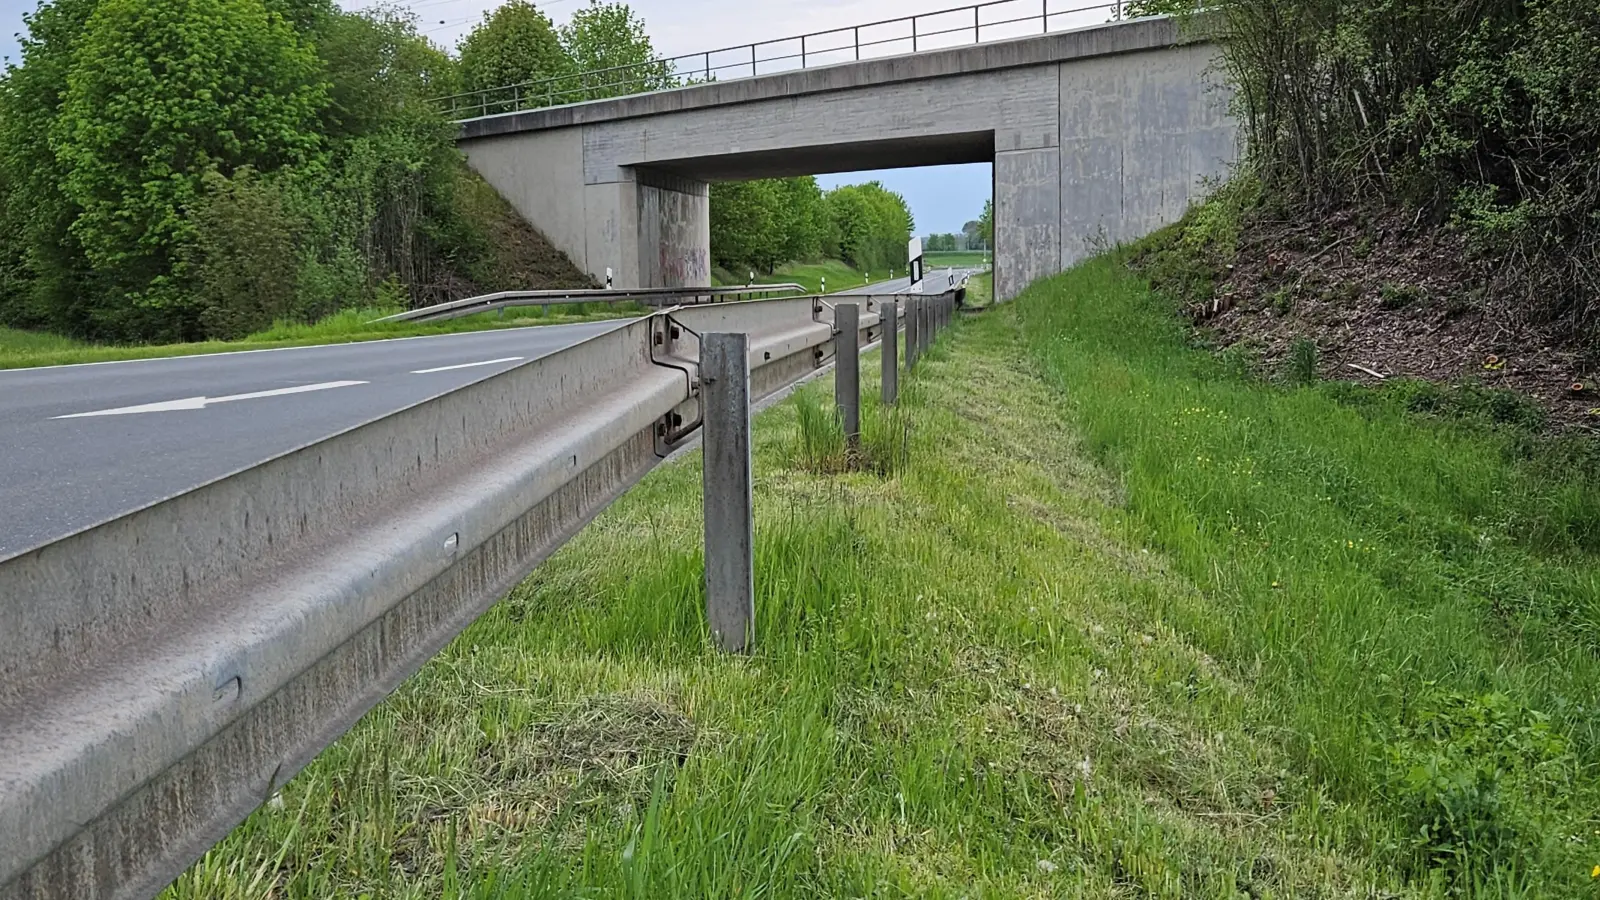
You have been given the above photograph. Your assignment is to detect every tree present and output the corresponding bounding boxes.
[560,1,675,101]
[457,1,568,109]
[961,219,982,251]
[824,182,913,272]
[50,0,328,340]
[319,5,460,139]
[710,179,782,274]
[977,199,994,251]
[0,0,100,332]
[774,177,827,263]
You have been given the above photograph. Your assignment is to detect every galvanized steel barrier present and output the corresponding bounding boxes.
[0,286,963,900]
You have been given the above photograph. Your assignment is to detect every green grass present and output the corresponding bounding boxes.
[163,251,1599,898]
[963,271,993,309]
[924,250,990,269]
[713,259,871,295]
[1017,254,1600,894]
[0,304,644,370]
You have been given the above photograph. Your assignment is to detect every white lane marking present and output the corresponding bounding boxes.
[53,381,368,419]
[410,356,524,375]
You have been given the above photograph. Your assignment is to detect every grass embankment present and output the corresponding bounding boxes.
[0,304,644,371]
[168,253,1598,897]
[712,259,872,295]
[924,250,990,269]
[963,271,993,309]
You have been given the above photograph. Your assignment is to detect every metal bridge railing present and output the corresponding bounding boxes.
[438,0,1141,122]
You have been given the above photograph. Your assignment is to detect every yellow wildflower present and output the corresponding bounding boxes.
[1592,864,1599,878]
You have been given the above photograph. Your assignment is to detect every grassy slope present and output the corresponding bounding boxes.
[714,259,875,295]
[0,305,643,371]
[166,254,1598,898]
[924,250,990,268]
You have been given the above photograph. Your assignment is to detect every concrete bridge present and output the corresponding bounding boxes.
[456,15,1236,301]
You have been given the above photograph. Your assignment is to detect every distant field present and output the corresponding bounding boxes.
[924,250,989,268]
[0,304,644,371]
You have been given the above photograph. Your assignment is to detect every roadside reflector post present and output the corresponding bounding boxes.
[836,302,861,449]
[881,300,899,405]
[906,296,921,370]
[702,332,755,654]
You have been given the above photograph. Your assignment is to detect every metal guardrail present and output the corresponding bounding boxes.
[439,0,1137,121]
[0,288,964,899]
[379,283,808,324]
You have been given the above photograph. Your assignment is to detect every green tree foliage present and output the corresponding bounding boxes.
[51,0,327,340]
[559,1,675,101]
[0,0,111,332]
[709,179,784,274]
[320,4,459,138]
[925,233,959,251]
[457,1,568,106]
[710,177,913,276]
[824,182,913,273]
[774,177,828,264]
[185,167,304,339]
[0,0,607,344]
[977,199,993,251]
[1203,0,1600,337]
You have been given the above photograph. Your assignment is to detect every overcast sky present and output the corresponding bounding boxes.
[0,0,1001,233]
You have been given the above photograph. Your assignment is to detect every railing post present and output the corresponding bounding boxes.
[882,300,899,405]
[802,34,807,68]
[919,295,933,355]
[1043,0,1049,32]
[752,43,758,78]
[855,26,861,60]
[702,333,755,654]
[974,5,981,42]
[906,296,921,370]
[836,303,861,448]
[912,16,918,52]
[705,52,711,81]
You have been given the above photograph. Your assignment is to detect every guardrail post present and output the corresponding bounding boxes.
[702,333,755,654]
[836,303,861,448]
[882,300,899,404]
[906,296,920,370]
[918,296,931,357]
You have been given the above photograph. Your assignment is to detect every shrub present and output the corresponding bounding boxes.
[1378,689,1573,882]
[186,168,305,340]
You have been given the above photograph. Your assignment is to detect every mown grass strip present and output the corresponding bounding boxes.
[1018,254,1600,894]
[165,252,1597,898]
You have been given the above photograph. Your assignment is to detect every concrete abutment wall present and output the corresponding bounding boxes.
[459,17,1236,299]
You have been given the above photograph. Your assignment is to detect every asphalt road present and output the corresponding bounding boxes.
[834,266,984,296]
[0,319,631,560]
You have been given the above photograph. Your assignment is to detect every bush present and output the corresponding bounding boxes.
[1379,689,1573,882]
[186,168,305,340]
[1200,0,1600,342]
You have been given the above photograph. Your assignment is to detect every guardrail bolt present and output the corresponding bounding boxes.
[882,300,899,405]
[836,303,861,449]
[702,332,755,654]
